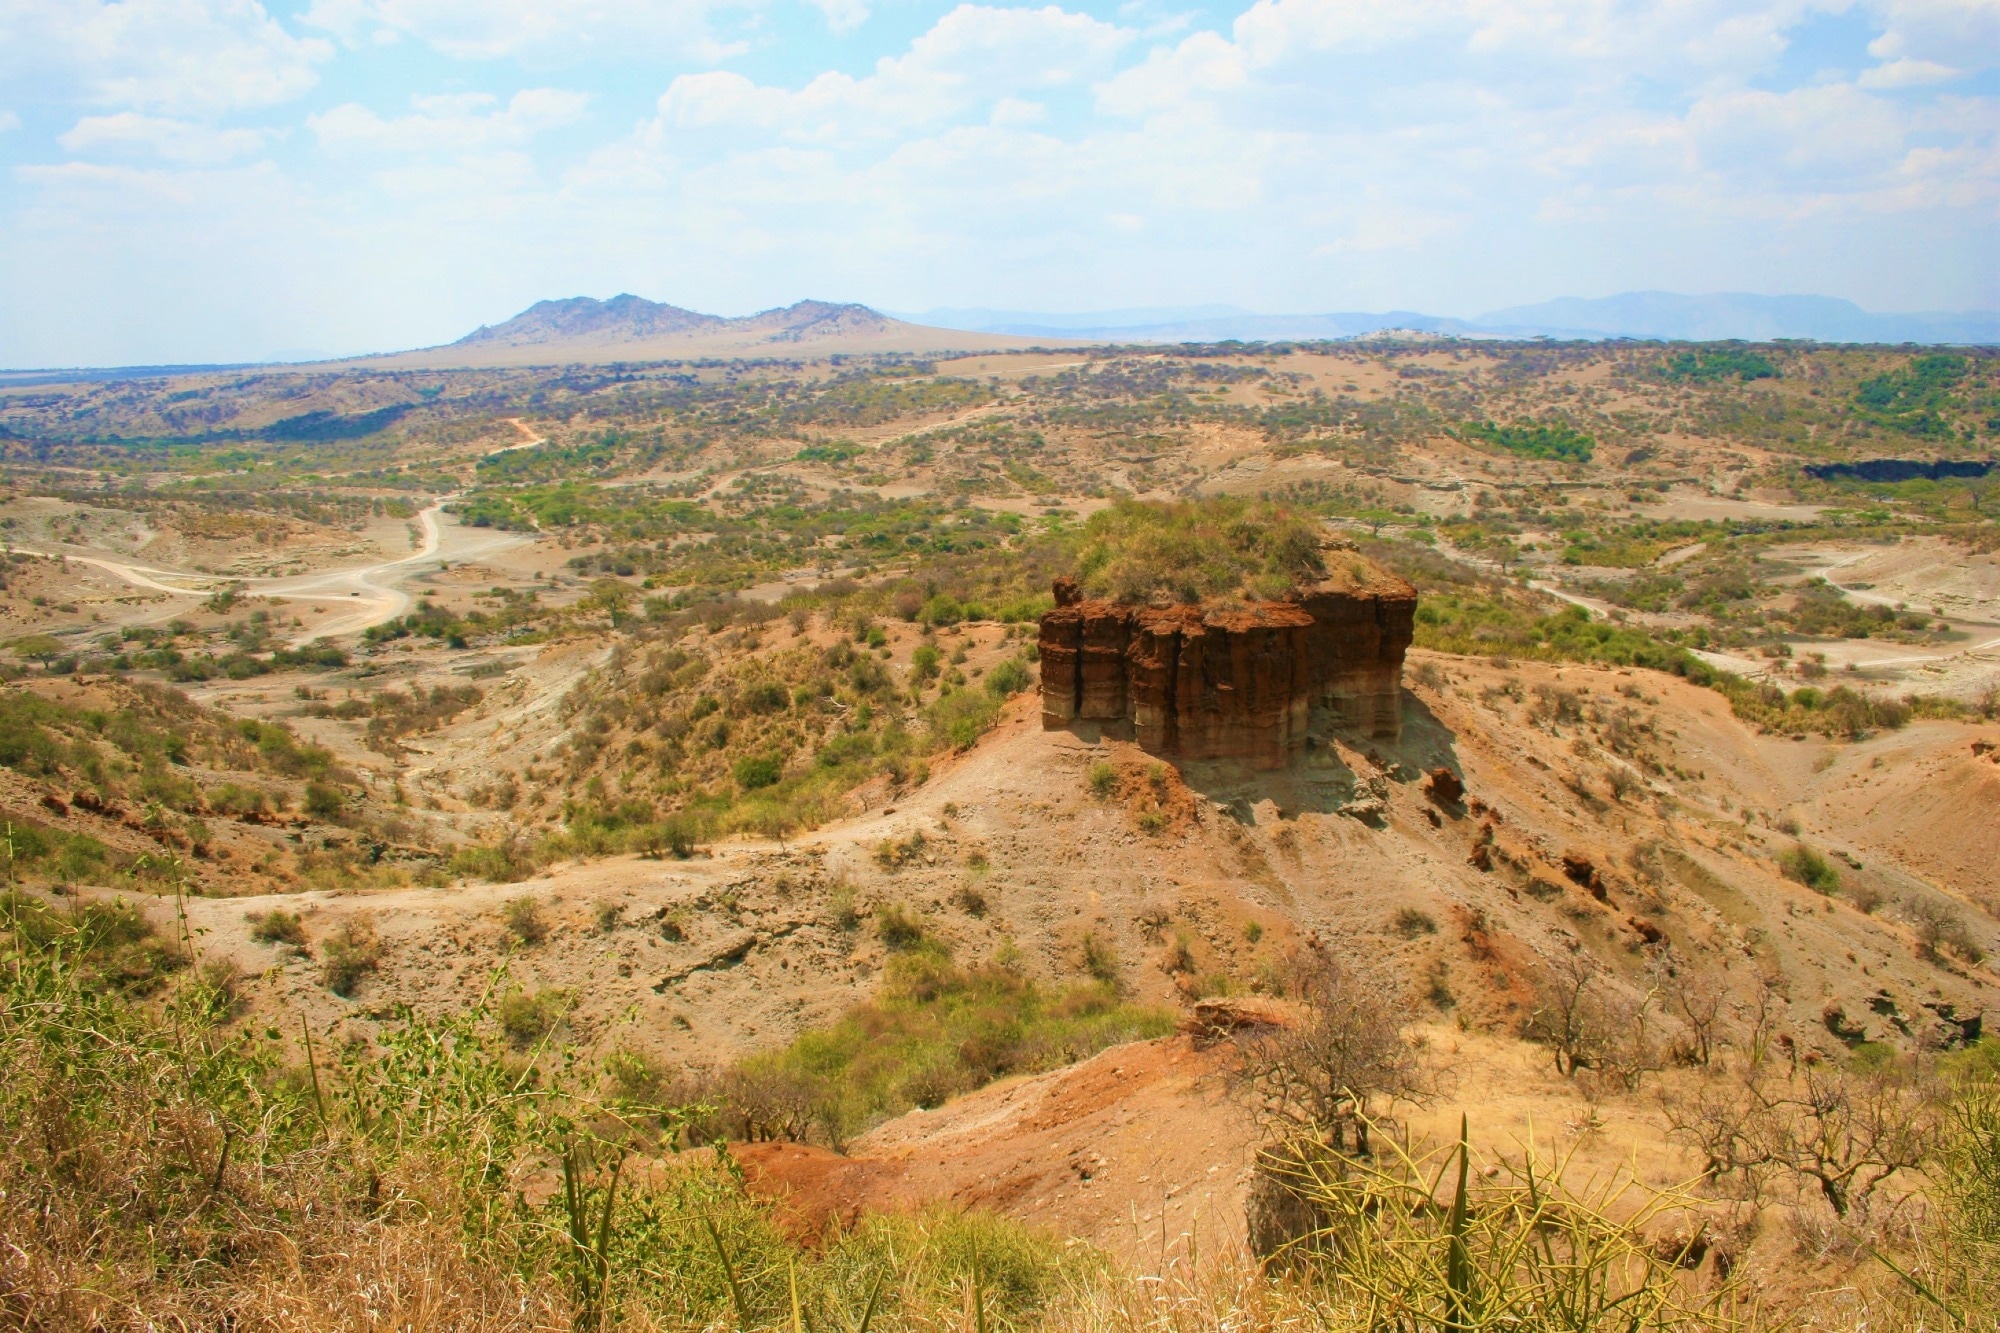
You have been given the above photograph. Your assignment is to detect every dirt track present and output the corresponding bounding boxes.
[25,503,529,644]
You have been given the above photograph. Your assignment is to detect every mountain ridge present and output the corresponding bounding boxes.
[453,294,901,350]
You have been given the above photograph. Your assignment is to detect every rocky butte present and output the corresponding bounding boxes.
[1038,557,1418,769]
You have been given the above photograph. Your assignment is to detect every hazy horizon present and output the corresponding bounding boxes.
[3,0,1996,366]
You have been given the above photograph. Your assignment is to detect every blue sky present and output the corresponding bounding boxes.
[1,0,1996,366]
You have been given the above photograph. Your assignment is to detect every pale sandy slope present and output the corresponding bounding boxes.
[334,320,1062,370]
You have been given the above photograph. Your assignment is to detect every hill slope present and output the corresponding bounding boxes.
[364,295,1042,367]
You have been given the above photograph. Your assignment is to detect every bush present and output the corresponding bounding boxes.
[728,950,1172,1145]
[248,909,306,947]
[503,895,548,945]
[0,903,1098,1330]
[1087,761,1117,798]
[924,687,999,749]
[1080,930,1119,984]
[1392,908,1437,938]
[1778,844,1841,894]
[875,903,927,951]
[640,815,699,859]
[1906,895,1986,964]
[1075,496,1326,603]
[302,781,345,821]
[985,654,1033,696]
[732,754,782,791]
[449,841,537,883]
[497,988,571,1047]
[319,917,381,997]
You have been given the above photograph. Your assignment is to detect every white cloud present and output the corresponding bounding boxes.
[0,0,329,114]
[59,112,267,163]
[1858,56,1962,86]
[299,0,754,61]
[990,97,1047,125]
[805,0,871,35]
[1864,0,2000,69]
[654,5,1131,141]
[1689,84,1913,188]
[0,111,20,132]
[310,88,590,154]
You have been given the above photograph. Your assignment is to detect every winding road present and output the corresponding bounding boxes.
[18,499,519,647]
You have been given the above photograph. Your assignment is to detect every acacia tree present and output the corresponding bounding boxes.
[1664,1063,1936,1219]
[1228,946,1424,1155]
[1525,953,1614,1077]
[1651,950,1730,1068]
[11,634,63,670]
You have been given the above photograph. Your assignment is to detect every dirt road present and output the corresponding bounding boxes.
[27,500,530,645]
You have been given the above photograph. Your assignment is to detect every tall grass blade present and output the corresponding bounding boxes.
[1872,1246,1966,1327]
[1445,1114,1473,1333]
[852,1270,885,1333]
[704,1213,753,1331]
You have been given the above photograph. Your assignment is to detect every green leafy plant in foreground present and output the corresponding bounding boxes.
[0,888,1092,1329]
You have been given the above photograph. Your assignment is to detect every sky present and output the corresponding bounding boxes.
[1,0,1996,367]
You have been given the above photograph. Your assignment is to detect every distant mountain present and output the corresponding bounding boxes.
[1471,292,2000,344]
[911,293,1998,345]
[356,295,1026,369]
[733,300,897,342]
[453,295,904,351]
[456,294,723,347]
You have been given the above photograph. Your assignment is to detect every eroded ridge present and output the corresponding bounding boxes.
[1037,567,1417,767]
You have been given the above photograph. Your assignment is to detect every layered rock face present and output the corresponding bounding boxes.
[1038,569,1416,769]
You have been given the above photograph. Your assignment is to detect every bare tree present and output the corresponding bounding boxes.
[1228,946,1425,1155]
[1525,953,1613,1077]
[1664,1064,1937,1219]
[1651,951,1730,1068]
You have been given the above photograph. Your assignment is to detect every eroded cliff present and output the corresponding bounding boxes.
[1038,563,1417,768]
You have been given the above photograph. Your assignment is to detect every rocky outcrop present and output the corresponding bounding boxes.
[1038,566,1417,769]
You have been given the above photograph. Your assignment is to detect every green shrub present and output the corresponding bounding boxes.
[0,900,1097,1328]
[1080,930,1119,984]
[875,903,927,951]
[497,988,570,1047]
[1777,844,1841,894]
[1,890,181,995]
[302,781,344,820]
[249,909,307,947]
[1087,761,1117,798]
[208,782,273,816]
[734,949,1171,1144]
[924,687,999,749]
[1075,496,1326,603]
[449,842,536,883]
[985,654,1033,696]
[502,895,548,945]
[1458,420,1595,462]
[319,917,381,997]
[732,754,782,790]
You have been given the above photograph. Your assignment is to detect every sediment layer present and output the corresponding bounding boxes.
[1038,570,1417,768]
